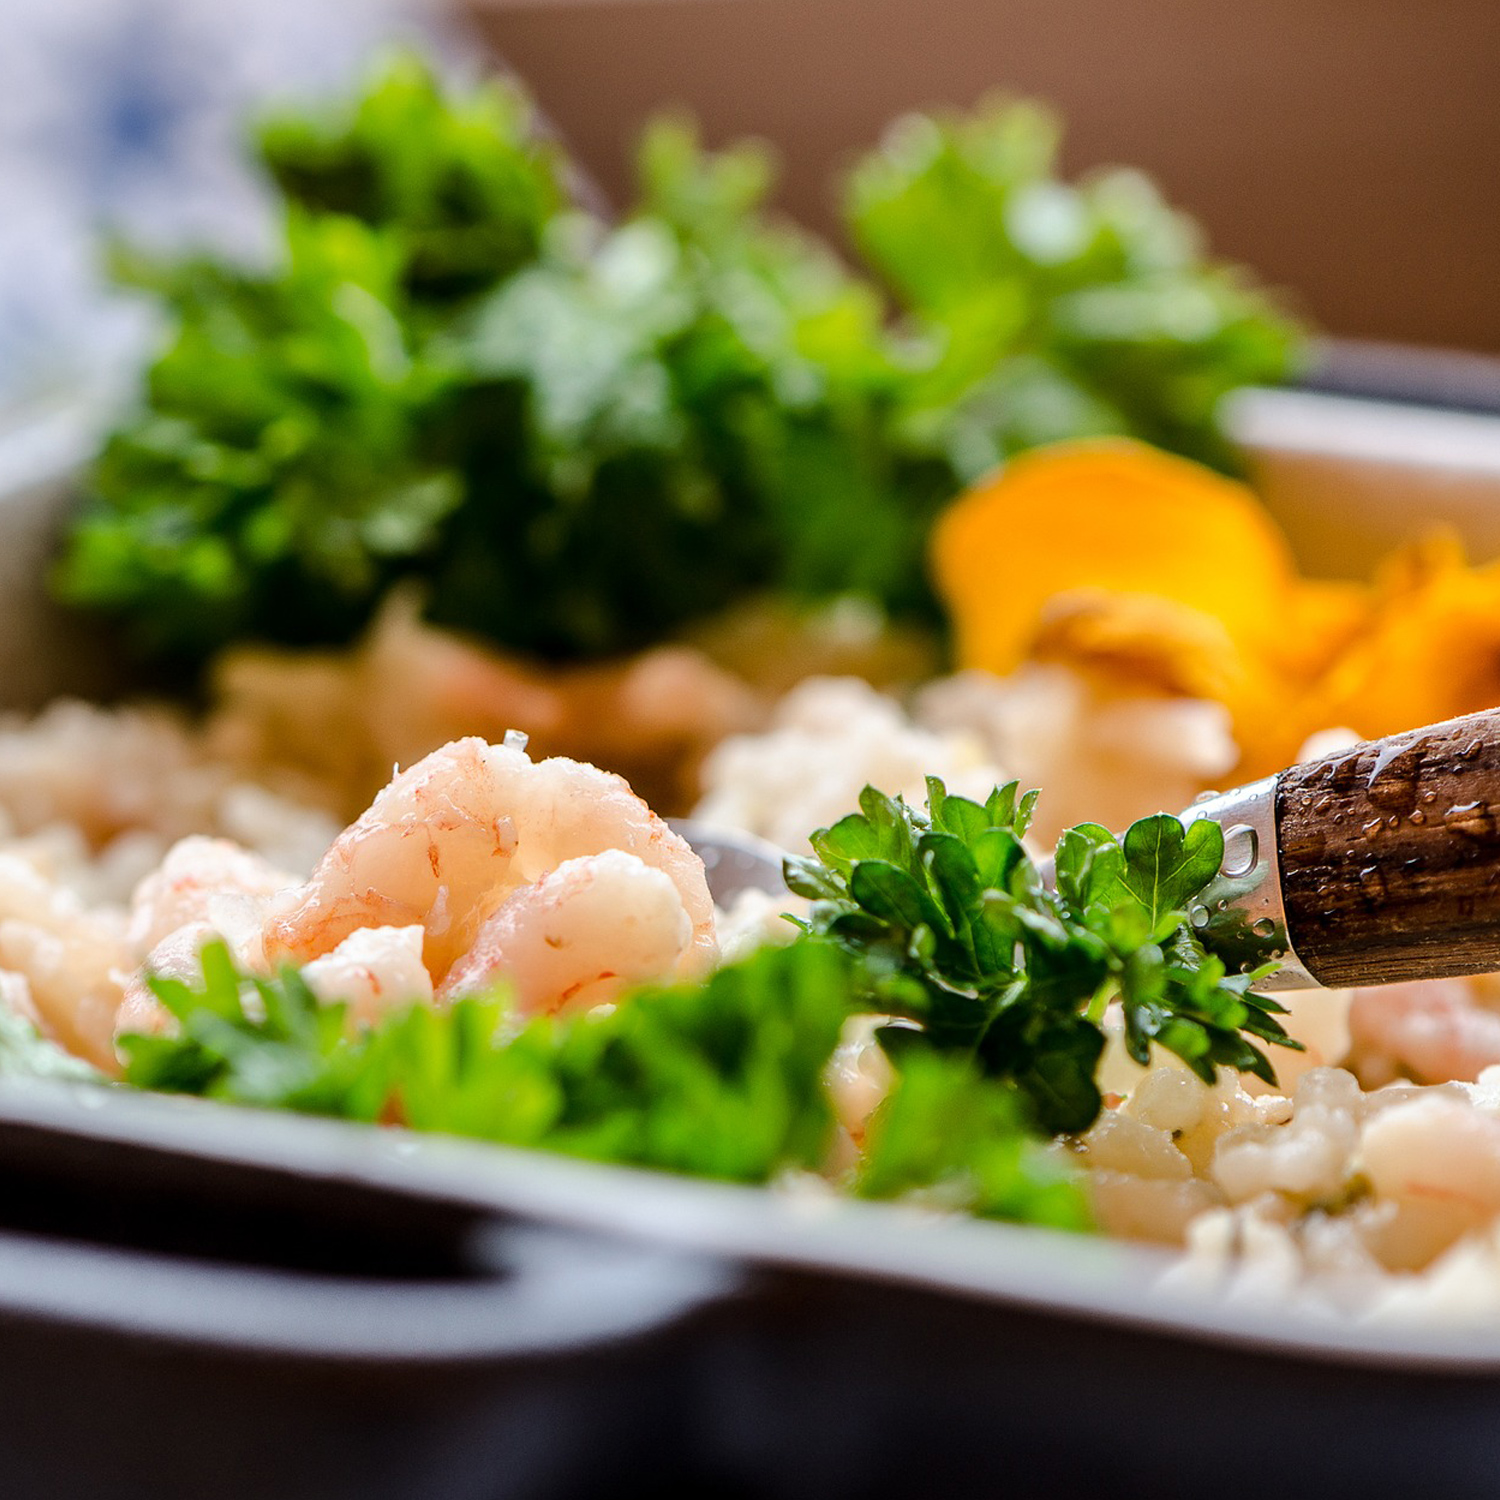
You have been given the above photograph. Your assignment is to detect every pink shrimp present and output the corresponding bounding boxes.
[302,924,434,1026]
[1349,977,1500,1087]
[263,737,716,989]
[438,850,697,1015]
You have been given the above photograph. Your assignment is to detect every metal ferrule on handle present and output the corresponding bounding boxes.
[1182,776,1318,991]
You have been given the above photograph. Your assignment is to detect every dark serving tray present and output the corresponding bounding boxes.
[2,1078,1500,1500]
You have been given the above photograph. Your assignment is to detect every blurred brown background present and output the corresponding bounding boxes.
[464,0,1500,353]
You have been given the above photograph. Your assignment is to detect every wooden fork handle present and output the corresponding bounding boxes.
[1277,708,1500,987]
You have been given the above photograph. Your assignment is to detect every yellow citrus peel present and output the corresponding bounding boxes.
[931,439,1496,778]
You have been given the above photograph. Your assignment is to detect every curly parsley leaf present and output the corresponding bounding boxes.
[257,48,565,308]
[792,779,1298,1134]
[122,939,391,1115]
[54,213,464,657]
[1114,814,1227,931]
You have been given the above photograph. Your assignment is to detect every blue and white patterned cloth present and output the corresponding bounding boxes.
[0,0,441,407]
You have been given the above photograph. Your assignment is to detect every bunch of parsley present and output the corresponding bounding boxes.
[850,101,1301,476]
[54,52,1300,668]
[788,779,1297,1134]
[122,939,846,1181]
[114,937,1085,1228]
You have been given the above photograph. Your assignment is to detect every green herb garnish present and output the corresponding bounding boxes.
[55,53,1300,668]
[787,778,1297,1134]
[117,935,1087,1227]
[850,101,1302,477]
[855,1048,1090,1229]
[257,51,565,307]
[122,939,846,1180]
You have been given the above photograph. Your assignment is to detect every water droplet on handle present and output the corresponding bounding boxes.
[1365,740,1433,821]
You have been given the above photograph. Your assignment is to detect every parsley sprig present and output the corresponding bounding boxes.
[787,778,1297,1134]
[854,1049,1089,1229]
[122,940,845,1181]
[117,937,1086,1225]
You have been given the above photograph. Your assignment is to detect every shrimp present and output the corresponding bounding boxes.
[119,922,436,1040]
[263,737,716,984]
[824,1016,894,1146]
[115,920,222,1039]
[914,664,1237,846]
[1360,1094,1500,1269]
[1348,976,1500,1087]
[303,925,433,1026]
[438,851,693,1014]
[208,588,762,820]
[0,853,131,1070]
[128,836,297,954]
[113,837,302,1042]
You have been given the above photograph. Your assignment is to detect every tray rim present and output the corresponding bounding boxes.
[5,1076,1500,1376]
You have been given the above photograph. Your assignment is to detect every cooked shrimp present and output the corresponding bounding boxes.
[115,920,222,1039]
[209,589,762,820]
[112,837,302,1041]
[1349,976,1500,1087]
[302,925,433,1025]
[820,1016,896,1176]
[1360,1094,1500,1269]
[438,851,693,1014]
[0,853,131,1070]
[824,1016,894,1146]
[263,737,716,984]
[119,922,436,1040]
[914,664,1237,846]
[128,836,297,954]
